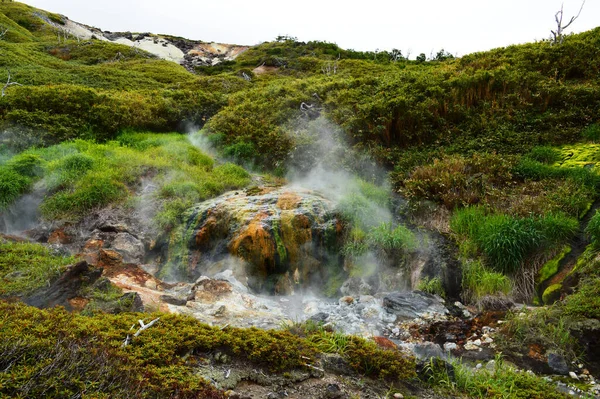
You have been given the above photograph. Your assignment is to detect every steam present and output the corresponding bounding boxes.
[0,181,45,236]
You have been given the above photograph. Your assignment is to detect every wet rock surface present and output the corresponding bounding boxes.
[162,187,345,293]
[383,291,448,320]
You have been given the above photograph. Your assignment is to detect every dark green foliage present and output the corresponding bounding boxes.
[585,210,600,245]
[0,166,30,209]
[582,123,600,142]
[451,208,577,274]
[403,153,514,208]
[527,146,560,164]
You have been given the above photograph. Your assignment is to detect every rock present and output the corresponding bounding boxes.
[324,383,345,399]
[165,187,345,293]
[485,360,496,371]
[339,296,354,306]
[443,342,458,352]
[24,261,102,310]
[309,312,330,323]
[570,371,579,380]
[320,353,354,375]
[111,232,145,263]
[383,291,448,320]
[547,353,569,375]
[214,269,249,293]
[393,394,404,399]
[464,341,480,351]
[411,342,446,361]
[340,277,374,296]
[160,294,187,306]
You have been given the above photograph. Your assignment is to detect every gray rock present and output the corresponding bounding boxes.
[111,232,144,263]
[214,269,249,293]
[548,353,569,375]
[309,312,330,323]
[383,291,448,320]
[443,342,458,352]
[160,295,187,306]
[340,277,374,296]
[320,353,354,375]
[411,342,447,361]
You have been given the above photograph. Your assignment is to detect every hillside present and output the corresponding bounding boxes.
[1,1,600,398]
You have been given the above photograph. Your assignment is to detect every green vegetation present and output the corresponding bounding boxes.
[538,246,571,283]
[451,207,577,274]
[0,132,250,225]
[289,320,416,380]
[0,241,74,296]
[0,302,416,398]
[425,355,569,398]
[461,260,512,305]
[417,276,446,298]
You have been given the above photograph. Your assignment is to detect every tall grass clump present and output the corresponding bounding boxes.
[461,260,512,304]
[452,208,577,274]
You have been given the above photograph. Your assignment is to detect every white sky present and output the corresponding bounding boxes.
[21,0,600,57]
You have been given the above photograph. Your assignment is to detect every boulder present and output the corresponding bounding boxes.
[383,291,448,320]
[547,352,569,375]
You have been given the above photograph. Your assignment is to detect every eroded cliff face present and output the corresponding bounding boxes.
[45,14,248,68]
[159,186,345,294]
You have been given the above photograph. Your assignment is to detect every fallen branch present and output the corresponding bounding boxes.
[122,317,160,347]
[1,70,22,97]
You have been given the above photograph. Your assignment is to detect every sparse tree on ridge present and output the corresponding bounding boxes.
[551,0,586,44]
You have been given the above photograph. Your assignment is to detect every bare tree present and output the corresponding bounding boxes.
[2,70,22,97]
[551,0,586,44]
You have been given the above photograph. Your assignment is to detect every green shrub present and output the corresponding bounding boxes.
[564,276,600,319]
[0,166,30,209]
[582,123,600,142]
[417,277,446,298]
[453,209,577,274]
[6,153,44,177]
[367,222,417,253]
[40,173,128,219]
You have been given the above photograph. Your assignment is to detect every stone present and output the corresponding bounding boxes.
[443,342,458,352]
[320,353,354,375]
[411,342,446,361]
[111,232,145,263]
[547,353,569,375]
[308,312,330,323]
[24,261,102,310]
[464,342,480,351]
[324,383,345,399]
[393,394,404,399]
[382,291,448,320]
[160,295,187,306]
[570,371,579,380]
[339,296,354,306]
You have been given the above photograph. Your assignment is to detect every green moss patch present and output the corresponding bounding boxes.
[0,241,74,296]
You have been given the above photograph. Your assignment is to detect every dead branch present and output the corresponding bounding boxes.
[0,26,8,39]
[122,317,160,347]
[551,0,586,44]
[2,70,22,97]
